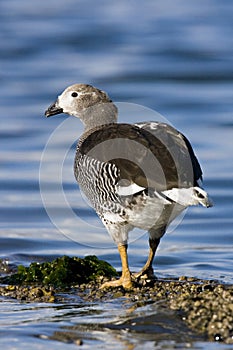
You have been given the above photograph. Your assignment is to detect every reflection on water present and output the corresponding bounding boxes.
[0,0,232,349]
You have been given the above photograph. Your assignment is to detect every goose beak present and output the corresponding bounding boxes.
[45,100,63,117]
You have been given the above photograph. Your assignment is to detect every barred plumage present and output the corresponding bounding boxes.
[74,151,120,212]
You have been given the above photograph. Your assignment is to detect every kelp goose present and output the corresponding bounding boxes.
[45,84,212,289]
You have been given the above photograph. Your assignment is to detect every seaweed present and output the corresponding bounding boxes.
[4,255,118,288]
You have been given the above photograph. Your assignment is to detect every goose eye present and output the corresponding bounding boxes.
[71,92,78,98]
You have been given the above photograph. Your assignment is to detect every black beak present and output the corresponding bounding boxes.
[45,100,63,117]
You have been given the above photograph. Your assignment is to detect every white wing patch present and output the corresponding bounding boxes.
[117,182,145,196]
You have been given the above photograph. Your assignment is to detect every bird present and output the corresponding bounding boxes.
[45,83,213,289]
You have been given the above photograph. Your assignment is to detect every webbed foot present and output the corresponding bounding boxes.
[100,272,133,290]
[133,266,155,280]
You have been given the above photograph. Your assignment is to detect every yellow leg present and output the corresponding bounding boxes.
[134,238,160,279]
[100,244,133,289]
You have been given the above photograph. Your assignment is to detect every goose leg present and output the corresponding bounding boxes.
[134,237,160,279]
[100,244,133,289]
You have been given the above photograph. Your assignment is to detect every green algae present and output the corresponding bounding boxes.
[4,255,118,288]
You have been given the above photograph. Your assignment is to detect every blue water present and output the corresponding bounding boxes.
[0,0,233,349]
